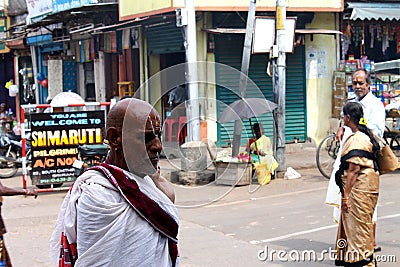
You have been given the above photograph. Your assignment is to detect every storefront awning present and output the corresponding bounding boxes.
[5,39,26,49]
[375,59,400,73]
[87,17,148,34]
[26,34,53,46]
[348,2,400,21]
[202,28,342,35]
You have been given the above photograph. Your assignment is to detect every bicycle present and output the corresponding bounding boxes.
[383,109,400,158]
[316,133,340,179]
[316,121,400,179]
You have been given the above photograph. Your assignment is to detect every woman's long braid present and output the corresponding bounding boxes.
[358,124,380,159]
[348,110,380,160]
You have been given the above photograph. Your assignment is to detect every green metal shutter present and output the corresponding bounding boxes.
[215,34,307,146]
[146,21,184,55]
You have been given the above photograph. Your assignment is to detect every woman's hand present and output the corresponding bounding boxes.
[341,197,350,213]
[336,126,345,142]
[24,188,38,198]
[342,162,359,213]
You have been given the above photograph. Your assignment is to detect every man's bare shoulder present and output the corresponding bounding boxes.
[149,173,176,203]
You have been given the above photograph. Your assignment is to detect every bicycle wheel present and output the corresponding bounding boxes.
[316,134,339,179]
[390,135,400,158]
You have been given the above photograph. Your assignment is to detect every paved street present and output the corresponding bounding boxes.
[1,168,399,267]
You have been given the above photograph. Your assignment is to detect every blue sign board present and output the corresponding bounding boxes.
[26,34,53,46]
[52,0,99,13]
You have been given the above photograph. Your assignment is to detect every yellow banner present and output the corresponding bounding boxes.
[120,0,343,20]
[120,0,173,20]
[276,6,283,30]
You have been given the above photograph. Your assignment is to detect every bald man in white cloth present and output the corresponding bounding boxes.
[50,99,179,267]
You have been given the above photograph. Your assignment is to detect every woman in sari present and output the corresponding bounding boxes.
[246,123,278,185]
[335,102,380,267]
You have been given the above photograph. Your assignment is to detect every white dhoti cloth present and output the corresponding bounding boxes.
[325,126,377,223]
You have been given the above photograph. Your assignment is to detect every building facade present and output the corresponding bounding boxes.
[1,0,347,147]
[118,0,344,146]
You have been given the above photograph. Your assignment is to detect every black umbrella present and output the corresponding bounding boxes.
[218,98,278,161]
[218,98,278,123]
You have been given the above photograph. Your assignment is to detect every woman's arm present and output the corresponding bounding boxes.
[0,182,37,197]
[341,162,360,212]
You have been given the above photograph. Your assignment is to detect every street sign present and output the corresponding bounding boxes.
[30,110,105,185]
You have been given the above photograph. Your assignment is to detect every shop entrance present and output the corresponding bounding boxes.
[160,52,186,144]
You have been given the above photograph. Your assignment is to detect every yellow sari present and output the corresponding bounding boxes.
[335,131,379,266]
[250,136,278,185]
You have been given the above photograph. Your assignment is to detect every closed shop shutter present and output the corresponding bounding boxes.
[146,21,184,55]
[215,34,307,146]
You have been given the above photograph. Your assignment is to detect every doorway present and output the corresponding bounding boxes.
[160,52,186,120]
[160,52,186,144]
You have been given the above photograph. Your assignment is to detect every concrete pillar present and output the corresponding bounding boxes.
[94,51,106,102]
[180,141,207,171]
[47,59,63,98]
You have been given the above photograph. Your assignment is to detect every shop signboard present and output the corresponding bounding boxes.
[253,17,296,54]
[52,0,99,13]
[0,11,9,53]
[29,110,105,185]
[26,0,52,24]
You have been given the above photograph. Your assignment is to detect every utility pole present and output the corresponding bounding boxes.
[273,0,286,171]
[231,0,257,157]
[184,0,200,141]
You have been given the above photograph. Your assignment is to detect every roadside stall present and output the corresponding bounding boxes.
[216,98,278,186]
[332,2,400,118]
[20,93,110,192]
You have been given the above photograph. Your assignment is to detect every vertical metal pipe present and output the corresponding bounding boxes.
[184,0,200,141]
[274,0,286,171]
[20,106,27,189]
[231,0,257,157]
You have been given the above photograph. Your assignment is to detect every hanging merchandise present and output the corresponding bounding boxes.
[397,26,400,54]
[40,78,48,88]
[110,31,117,53]
[84,39,90,62]
[341,35,351,60]
[353,26,359,46]
[369,24,374,48]
[90,39,95,60]
[354,26,363,47]
[382,25,389,54]
[344,24,352,38]
[122,29,130,50]
[37,73,45,81]
[388,24,393,41]
[104,32,111,53]
[341,24,352,59]
[75,42,81,62]
[361,24,365,56]
[4,80,13,89]
[9,85,18,97]
[376,25,382,41]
